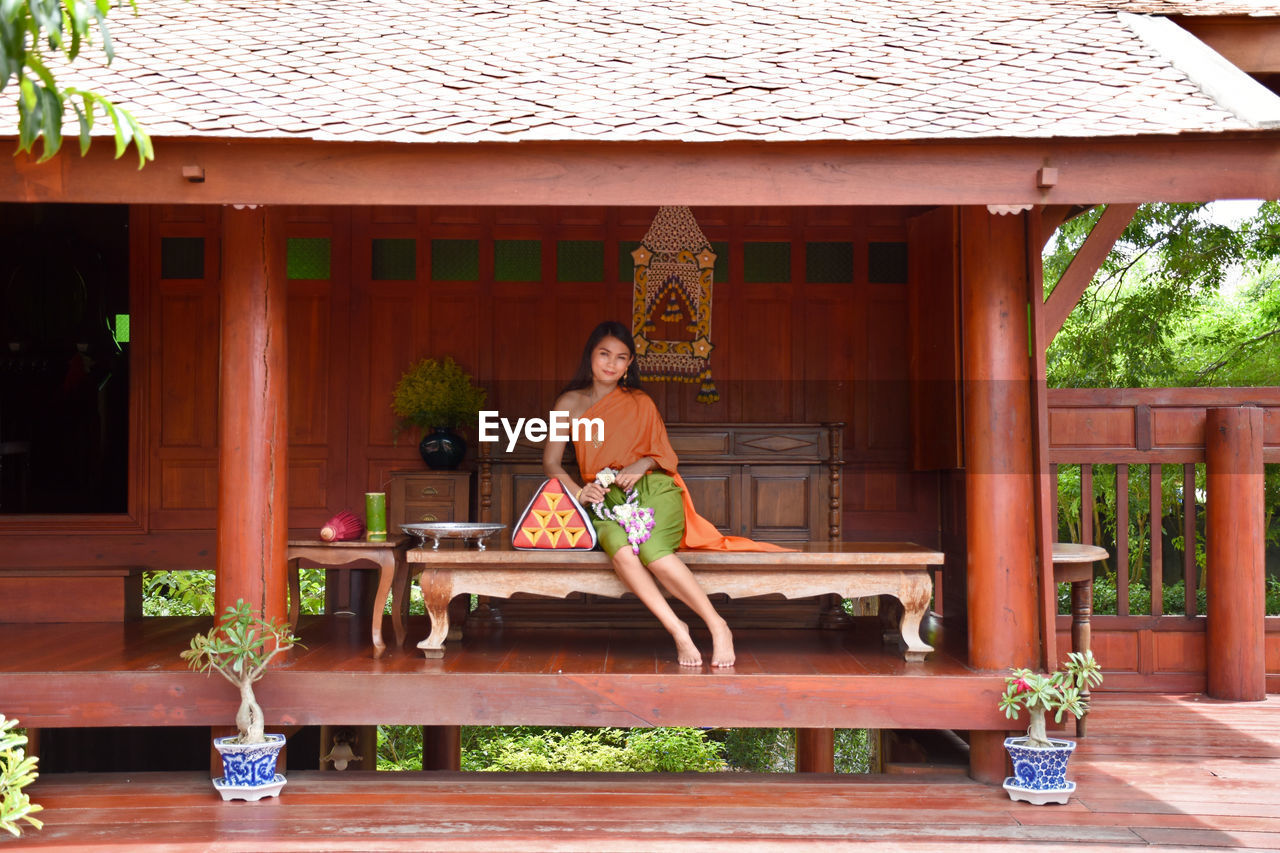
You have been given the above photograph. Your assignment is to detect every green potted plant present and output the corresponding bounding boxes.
[1,716,41,838]
[392,357,487,469]
[182,600,301,801]
[999,650,1103,804]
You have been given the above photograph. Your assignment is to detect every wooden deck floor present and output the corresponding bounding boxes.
[8,693,1279,851]
[1,615,1009,730]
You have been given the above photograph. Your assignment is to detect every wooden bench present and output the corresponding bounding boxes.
[402,541,942,662]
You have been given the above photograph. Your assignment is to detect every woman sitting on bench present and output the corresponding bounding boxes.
[543,321,785,668]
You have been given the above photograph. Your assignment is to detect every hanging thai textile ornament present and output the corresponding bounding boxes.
[631,206,718,404]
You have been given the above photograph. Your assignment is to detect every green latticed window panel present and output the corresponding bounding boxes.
[743,242,790,283]
[806,242,854,283]
[372,238,416,281]
[113,314,130,344]
[495,239,542,282]
[618,242,640,282]
[711,241,728,282]
[557,240,604,283]
[160,237,204,279]
[287,237,331,280]
[431,239,479,281]
[868,242,909,284]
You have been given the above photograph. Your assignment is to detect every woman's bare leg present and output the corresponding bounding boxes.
[609,548,702,666]
[645,554,735,667]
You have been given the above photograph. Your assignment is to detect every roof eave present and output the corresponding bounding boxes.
[3,131,1278,207]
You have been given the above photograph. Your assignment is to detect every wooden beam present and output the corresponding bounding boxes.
[1042,203,1139,342]
[1,670,1012,731]
[1,136,1279,207]
[215,206,289,621]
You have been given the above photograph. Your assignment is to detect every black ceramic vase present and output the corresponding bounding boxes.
[419,427,466,469]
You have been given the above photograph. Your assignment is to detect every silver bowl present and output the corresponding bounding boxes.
[401,522,506,550]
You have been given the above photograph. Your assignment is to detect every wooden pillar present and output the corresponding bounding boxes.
[422,725,462,771]
[1205,406,1266,701]
[960,207,1041,783]
[215,205,288,622]
[795,728,835,773]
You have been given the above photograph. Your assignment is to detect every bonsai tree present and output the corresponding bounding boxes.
[392,356,487,434]
[181,600,301,744]
[1,716,42,838]
[999,650,1104,748]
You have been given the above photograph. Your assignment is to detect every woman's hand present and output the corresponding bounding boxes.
[578,481,608,505]
[614,459,653,491]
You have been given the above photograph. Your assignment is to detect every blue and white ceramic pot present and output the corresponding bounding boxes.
[1004,736,1076,791]
[213,734,287,801]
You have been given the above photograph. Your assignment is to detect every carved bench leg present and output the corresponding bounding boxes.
[415,570,454,659]
[897,574,936,663]
[391,562,417,650]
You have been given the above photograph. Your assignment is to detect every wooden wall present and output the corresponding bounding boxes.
[61,203,941,567]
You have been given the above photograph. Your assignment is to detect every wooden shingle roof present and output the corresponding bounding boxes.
[8,0,1280,144]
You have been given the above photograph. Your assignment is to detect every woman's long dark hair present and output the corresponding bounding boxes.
[561,321,643,395]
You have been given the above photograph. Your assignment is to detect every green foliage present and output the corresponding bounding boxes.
[1046,202,1280,389]
[375,726,873,774]
[181,600,301,744]
[621,728,726,773]
[376,724,422,771]
[717,727,794,772]
[391,357,487,433]
[999,652,1103,748]
[453,726,725,773]
[1,0,153,165]
[1060,575,1279,617]
[0,717,41,838]
[143,569,326,617]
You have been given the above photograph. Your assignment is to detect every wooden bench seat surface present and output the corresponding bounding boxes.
[406,541,943,568]
[401,541,940,662]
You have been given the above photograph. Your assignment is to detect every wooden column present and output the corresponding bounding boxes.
[215,205,288,622]
[1205,406,1266,701]
[960,207,1041,784]
[422,725,462,771]
[795,729,835,773]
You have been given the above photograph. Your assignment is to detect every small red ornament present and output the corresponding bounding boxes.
[320,510,364,542]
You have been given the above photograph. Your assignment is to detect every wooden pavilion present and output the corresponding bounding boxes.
[1,0,1279,839]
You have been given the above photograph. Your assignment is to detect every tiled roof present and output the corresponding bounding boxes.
[1110,1,1279,14]
[10,0,1279,144]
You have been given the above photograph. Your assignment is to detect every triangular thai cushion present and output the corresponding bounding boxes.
[512,479,597,550]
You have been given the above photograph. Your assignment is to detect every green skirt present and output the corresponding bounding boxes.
[592,471,685,565]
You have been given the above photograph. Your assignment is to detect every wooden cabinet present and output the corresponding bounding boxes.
[479,423,843,542]
[388,470,472,529]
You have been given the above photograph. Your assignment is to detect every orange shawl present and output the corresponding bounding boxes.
[574,388,788,552]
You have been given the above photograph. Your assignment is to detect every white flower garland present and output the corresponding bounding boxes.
[589,468,656,555]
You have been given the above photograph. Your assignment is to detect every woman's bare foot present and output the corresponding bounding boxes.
[672,620,702,666]
[709,618,735,667]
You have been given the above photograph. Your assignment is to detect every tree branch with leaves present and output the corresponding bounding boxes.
[1,0,152,166]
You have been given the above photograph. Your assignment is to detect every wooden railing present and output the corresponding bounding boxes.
[1047,388,1280,692]
[1050,459,1203,619]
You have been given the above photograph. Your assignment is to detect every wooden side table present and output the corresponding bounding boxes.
[287,537,410,657]
[1052,542,1108,735]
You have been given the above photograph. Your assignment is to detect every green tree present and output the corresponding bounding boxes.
[1047,201,1280,616]
[1,0,152,165]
